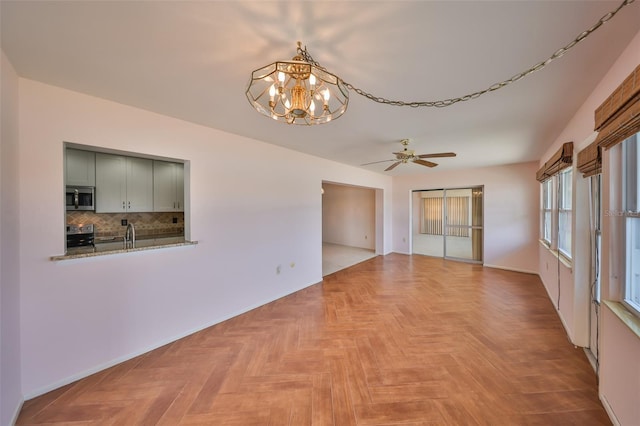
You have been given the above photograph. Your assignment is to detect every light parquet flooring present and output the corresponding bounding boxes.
[17,254,610,425]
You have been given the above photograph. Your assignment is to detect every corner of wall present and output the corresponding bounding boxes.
[1,49,24,426]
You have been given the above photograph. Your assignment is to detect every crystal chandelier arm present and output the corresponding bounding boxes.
[297,0,635,108]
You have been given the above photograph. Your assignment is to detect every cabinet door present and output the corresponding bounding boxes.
[153,161,184,212]
[95,153,127,213]
[153,161,176,212]
[126,157,154,212]
[66,149,95,186]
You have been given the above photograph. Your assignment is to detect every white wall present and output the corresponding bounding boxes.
[393,162,540,273]
[600,303,640,425]
[1,50,23,425]
[322,182,375,250]
[17,78,393,398]
[537,29,640,424]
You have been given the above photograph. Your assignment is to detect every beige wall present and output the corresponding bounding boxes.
[322,182,375,250]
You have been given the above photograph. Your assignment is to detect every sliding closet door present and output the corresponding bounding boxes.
[444,187,483,262]
[412,190,444,257]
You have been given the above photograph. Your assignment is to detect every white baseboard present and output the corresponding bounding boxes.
[483,264,538,275]
[600,394,620,426]
[583,347,598,373]
[9,398,24,426]
[537,271,577,346]
[23,279,320,400]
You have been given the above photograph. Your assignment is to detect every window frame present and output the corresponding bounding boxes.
[540,168,572,264]
[591,174,602,304]
[622,133,640,318]
[541,178,553,246]
[558,168,573,259]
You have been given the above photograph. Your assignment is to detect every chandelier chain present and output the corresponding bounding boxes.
[296,0,636,108]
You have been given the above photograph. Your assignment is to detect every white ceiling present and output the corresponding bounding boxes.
[2,1,639,175]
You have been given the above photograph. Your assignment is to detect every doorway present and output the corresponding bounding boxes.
[412,187,483,263]
[322,182,379,276]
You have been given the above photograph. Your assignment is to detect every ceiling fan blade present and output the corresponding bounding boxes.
[417,152,457,158]
[360,159,396,166]
[385,161,402,171]
[413,159,438,168]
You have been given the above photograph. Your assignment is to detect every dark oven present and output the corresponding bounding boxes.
[66,224,95,248]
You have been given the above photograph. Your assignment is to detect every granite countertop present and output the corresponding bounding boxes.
[53,234,197,260]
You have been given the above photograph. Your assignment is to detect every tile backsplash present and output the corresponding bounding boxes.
[67,211,184,238]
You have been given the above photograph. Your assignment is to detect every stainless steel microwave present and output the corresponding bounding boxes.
[65,186,95,211]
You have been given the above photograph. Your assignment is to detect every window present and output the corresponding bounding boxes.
[542,179,552,244]
[540,168,572,260]
[623,133,640,316]
[558,168,573,259]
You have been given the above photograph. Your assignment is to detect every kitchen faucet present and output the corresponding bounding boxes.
[124,222,136,249]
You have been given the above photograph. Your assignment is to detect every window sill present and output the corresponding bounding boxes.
[603,300,640,341]
[539,240,572,269]
[539,239,551,249]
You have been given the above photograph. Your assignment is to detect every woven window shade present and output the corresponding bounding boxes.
[594,64,640,150]
[536,142,574,182]
[577,142,601,178]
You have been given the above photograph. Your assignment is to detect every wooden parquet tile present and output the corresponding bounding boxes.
[16,255,611,425]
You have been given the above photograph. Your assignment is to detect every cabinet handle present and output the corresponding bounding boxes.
[122,201,125,210]
[173,202,176,209]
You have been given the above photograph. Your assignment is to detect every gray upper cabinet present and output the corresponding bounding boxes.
[96,153,153,213]
[153,161,184,212]
[65,148,95,186]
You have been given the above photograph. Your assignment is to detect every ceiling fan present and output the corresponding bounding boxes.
[361,139,456,171]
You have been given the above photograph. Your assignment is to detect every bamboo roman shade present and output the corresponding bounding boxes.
[593,63,640,150]
[536,142,574,182]
[577,142,601,177]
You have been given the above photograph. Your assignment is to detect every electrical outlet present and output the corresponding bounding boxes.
[172,217,178,224]
[121,219,128,226]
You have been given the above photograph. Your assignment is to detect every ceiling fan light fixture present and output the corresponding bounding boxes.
[361,139,457,171]
[246,42,349,125]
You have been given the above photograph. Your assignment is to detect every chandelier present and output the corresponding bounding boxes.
[246,42,349,125]
[245,0,635,125]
